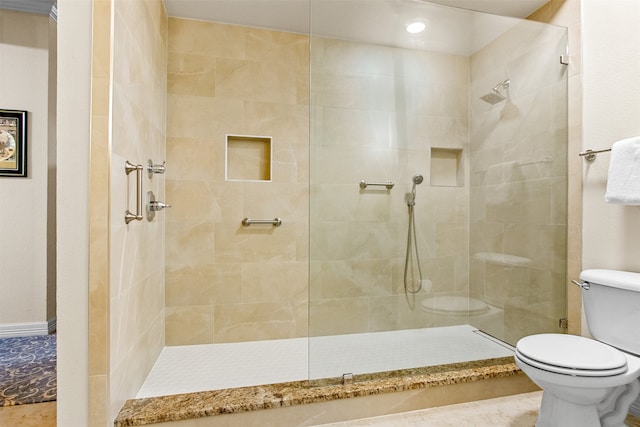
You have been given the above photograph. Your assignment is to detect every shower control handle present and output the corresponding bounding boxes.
[147,159,166,178]
[146,191,171,222]
[149,200,171,211]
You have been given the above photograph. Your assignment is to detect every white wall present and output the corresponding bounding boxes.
[582,0,640,272]
[0,10,51,333]
[57,0,91,425]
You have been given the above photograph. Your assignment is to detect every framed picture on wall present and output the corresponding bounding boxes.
[0,109,27,177]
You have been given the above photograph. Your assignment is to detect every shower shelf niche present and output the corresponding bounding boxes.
[430,147,463,187]
[225,134,272,182]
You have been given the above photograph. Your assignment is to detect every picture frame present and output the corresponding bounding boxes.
[0,109,27,177]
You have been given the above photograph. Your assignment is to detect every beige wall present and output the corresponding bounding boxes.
[165,19,309,345]
[0,10,53,333]
[108,0,168,419]
[88,0,111,424]
[581,0,640,273]
[87,0,168,424]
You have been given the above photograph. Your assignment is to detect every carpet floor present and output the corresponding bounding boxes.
[0,334,56,406]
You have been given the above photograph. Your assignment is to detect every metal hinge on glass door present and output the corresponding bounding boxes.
[559,318,568,329]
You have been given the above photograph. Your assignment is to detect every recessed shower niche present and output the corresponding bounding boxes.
[430,147,464,187]
[225,134,272,181]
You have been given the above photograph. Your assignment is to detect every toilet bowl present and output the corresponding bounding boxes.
[515,269,640,427]
[516,334,640,427]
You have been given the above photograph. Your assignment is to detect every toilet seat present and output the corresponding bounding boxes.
[420,295,490,315]
[516,334,628,377]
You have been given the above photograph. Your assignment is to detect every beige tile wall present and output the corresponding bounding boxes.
[88,0,111,425]
[468,20,569,344]
[165,19,310,345]
[107,0,167,420]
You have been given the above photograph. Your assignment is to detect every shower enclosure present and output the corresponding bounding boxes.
[157,0,568,394]
[307,0,568,381]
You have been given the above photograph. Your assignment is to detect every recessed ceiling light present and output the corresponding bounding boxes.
[406,21,426,34]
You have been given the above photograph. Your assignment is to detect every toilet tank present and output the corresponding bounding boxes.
[580,269,640,356]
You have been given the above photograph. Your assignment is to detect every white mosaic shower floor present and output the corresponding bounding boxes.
[136,325,514,399]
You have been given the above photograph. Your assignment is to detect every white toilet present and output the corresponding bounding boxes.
[515,269,640,427]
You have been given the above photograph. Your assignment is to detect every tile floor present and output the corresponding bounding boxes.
[1,393,639,426]
[316,391,640,427]
[0,401,56,427]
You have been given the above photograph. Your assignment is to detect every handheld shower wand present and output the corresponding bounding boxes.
[404,175,424,294]
[408,174,424,206]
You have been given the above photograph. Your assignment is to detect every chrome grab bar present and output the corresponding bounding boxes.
[242,217,282,227]
[125,161,144,224]
[359,180,394,190]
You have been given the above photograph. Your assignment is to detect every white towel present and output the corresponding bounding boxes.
[605,136,640,205]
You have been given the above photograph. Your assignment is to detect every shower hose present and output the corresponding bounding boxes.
[403,200,423,294]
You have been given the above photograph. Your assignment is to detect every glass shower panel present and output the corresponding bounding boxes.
[469,21,569,346]
[308,0,568,382]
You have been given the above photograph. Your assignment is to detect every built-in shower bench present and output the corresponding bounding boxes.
[114,357,538,427]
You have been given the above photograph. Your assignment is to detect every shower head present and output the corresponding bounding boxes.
[480,89,506,105]
[480,79,510,105]
[408,174,424,206]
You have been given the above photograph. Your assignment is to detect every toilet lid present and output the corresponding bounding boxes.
[517,334,627,374]
[421,295,489,315]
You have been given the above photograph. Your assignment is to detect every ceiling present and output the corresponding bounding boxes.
[163,0,549,31]
[1,0,551,55]
[2,0,549,19]
[162,0,551,55]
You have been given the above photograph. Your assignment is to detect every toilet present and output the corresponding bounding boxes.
[515,269,640,427]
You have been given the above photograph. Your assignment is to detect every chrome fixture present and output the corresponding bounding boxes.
[359,180,395,190]
[579,148,611,162]
[147,159,166,178]
[125,161,144,224]
[407,174,423,206]
[480,79,510,105]
[404,174,424,294]
[241,217,282,227]
[571,279,590,291]
[146,191,171,222]
[342,373,354,385]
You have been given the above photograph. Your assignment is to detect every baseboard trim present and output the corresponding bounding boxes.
[0,317,57,338]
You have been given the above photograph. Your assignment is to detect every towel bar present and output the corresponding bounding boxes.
[579,148,611,162]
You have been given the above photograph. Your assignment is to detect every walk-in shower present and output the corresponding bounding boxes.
[139,0,568,400]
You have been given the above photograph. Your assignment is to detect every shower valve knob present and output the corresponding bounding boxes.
[146,191,171,222]
[149,200,171,211]
[147,159,166,177]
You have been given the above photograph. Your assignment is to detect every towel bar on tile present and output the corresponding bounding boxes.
[359,180,394,190]
[242,217,282,227]
[579,148,611,162]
